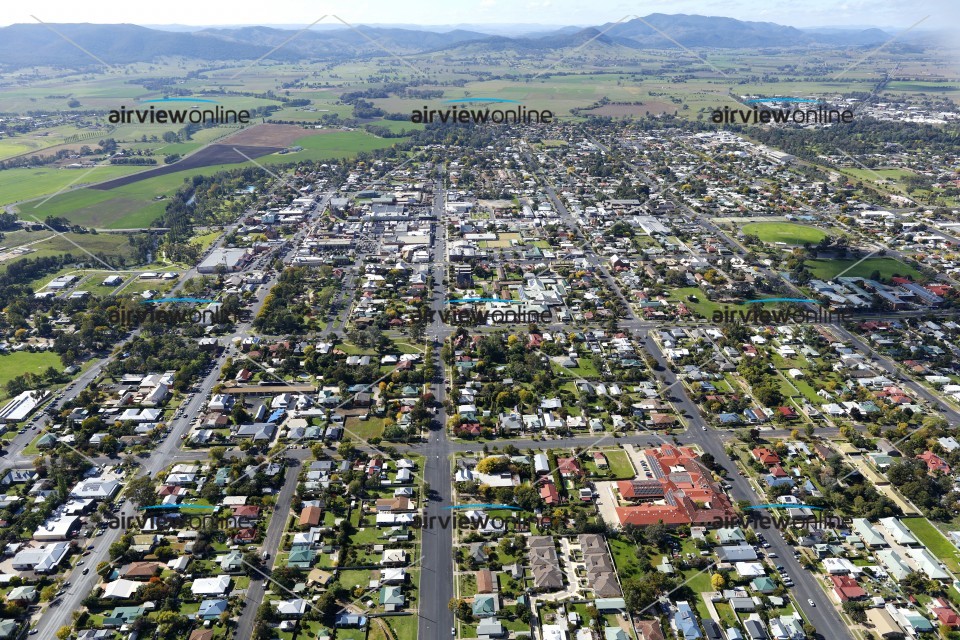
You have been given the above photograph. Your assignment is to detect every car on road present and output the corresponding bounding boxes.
[452,628,456,636]
[82,568,89,575]
[808,599,815,607]
[701,426,706,431]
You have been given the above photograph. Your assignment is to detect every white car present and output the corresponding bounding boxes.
[808,599,815,607]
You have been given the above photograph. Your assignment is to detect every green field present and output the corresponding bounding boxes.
[902,518,960,573]
[0,231,137,272]
[602,449,635,479]
[806,257,924,281]
[0,165,146,206]
[20,130,397,229]
[742,222,828,246]
[0,351,64,398]
[670,287,728,317]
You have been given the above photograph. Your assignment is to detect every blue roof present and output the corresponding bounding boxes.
[267,409,286,423]
[675,602,702,640]
[764,475,794,487]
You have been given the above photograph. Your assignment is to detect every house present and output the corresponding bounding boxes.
[120,561,163,580]
[744,616,768,640]
[528,536,563,591]
[830,575,867,602]
[103,579,141,599]
[637,620,665,640]
[219,551,244,573]
[6,586,36,604]
[675,601,702,640]
[477,619,506,639]
[300,506,323,527]
[191,575,232,597]
[472,594,499,618]
[275,598,309,618]
[752,447,781,466]
[917,451,950,474]
[476,569,495,594]
[11,541,69,573]
[197,599,228,620]
[540,482,560,506]
[580,534,621,597]
[335,613,367,628]
[557,457,583,477]
[0,621,17,640]
[287,547,315,569]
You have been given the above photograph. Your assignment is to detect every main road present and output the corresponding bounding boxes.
[418,177,456,640]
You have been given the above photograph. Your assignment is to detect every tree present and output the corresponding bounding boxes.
[56,627,72,640]
[448,598,472,620]
[645,521,669,548]
[41,585,58,601]
[126,475,156,508]
[513,485,543,511]
[842,601,867,623]
[711,573,726,590]
[475,456,510,474]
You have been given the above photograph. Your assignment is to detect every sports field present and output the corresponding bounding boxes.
[742,222,828,245]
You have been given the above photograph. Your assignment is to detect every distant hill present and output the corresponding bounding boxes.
[0,15,895,70]
[0,23,284,67]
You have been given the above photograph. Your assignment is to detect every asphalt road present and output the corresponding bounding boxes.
[418,179,456,640]
[234,458,302,640]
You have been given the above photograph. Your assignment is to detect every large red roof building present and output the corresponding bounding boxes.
[614,445,735,527]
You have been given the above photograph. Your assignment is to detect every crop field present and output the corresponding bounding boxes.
[0,165,146,206]
[22,129,395,229]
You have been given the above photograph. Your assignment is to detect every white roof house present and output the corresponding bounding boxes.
[103,579,141,599]
[70,479,121,500]
[879,518,919,546]
[191,575,232,596]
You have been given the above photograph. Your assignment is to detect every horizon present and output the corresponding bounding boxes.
[3,1,956,30]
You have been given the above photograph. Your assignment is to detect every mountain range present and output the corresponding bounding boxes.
[0,14,901,69]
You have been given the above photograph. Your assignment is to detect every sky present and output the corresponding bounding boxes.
[4,0,955,30]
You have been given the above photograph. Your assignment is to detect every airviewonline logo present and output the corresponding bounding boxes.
[108,97,251,125]
[714,503,851,530]
[109,297,236,326]
[712,298,850,324]
[411,98,554,124]
[406,297,552,325]
[712,96,853,125]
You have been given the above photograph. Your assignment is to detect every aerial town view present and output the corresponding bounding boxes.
[0,1,959,639]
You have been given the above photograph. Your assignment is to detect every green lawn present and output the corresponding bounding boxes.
[902,517,960,573]
[805,257,924,282]
[669,287,728,318]
[608,538,645,581]
[385,613,418,640]
[551,358,600,379]
[0,351,64,399]
[742,222,828,246]
[344,416,385,440]
[457,572,477,598]
[602,450,635,479]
